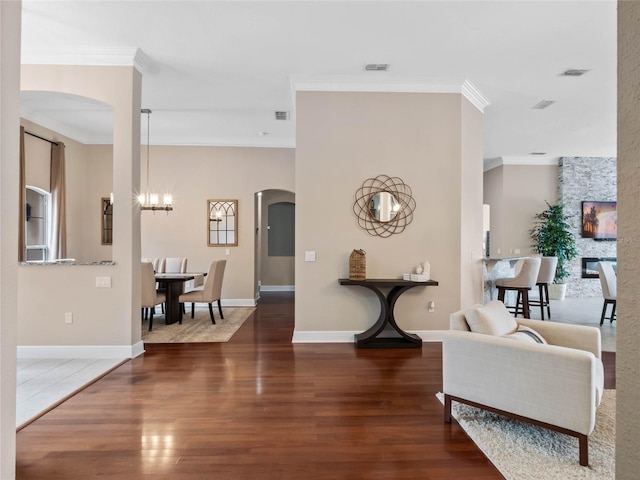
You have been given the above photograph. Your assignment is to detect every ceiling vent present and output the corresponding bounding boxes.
[275,111,289,121]
[532,100,555,110]
[560,69,590,77]
[530,152,547,156]
[364,64,389,71]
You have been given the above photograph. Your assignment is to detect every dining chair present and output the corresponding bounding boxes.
[141,261,166,331]
[597,261,617,325]
[161,257,188,274]
[179,259,226,324]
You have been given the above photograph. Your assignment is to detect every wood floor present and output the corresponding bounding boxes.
[15,292,615,479]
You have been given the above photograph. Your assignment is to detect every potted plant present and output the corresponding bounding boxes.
[529,202,578,300]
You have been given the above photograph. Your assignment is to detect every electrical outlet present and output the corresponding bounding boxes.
[96,276,112,288]
[428,301,435,313]
[65,312,73,324]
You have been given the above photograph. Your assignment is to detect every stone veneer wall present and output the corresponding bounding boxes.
[559,157,617,297]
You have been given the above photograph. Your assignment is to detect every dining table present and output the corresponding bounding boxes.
[154,272,203,325]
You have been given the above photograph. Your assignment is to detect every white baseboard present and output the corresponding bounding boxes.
[18,341,145,359]
[292,330,448,343]
[260,285,295,292]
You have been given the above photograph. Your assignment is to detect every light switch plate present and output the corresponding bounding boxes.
[96,276,112,288]
[304,251,316,262]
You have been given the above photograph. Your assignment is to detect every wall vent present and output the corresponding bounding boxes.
[560,69,590,77]
[275,111,289,121]
[532,100,555,110]
[364,64,389,71]
[530,152,547,155]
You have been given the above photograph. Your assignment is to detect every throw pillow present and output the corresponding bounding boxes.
[464,300,518,336]
[502,325,548,344]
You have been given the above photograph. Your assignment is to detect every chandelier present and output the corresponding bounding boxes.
[139,108,173,212]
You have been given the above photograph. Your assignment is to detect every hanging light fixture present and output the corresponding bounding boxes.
[139,108,173,212]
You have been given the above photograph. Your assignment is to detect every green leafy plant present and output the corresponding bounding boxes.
[530,202,578,284]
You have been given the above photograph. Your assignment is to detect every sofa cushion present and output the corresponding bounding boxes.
[502,325,548,344]
[464,300,518,336]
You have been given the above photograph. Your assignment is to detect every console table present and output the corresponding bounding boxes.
[339,278,439,348]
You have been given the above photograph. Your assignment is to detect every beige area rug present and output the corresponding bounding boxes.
[142,307,255,343]
[437,390,615,479]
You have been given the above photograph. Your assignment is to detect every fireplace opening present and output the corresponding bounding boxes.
[582,257,617,278]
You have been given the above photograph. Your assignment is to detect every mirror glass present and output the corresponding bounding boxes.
[208,199,238,246]
[101,197,113,245]
[369,191,400,222]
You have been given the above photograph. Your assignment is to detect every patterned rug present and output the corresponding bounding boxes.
[437,390,615,479]
[142,306,255,343]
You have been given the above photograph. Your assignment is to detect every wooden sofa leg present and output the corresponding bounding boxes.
[444,394,452,423]
[579,434,589,466]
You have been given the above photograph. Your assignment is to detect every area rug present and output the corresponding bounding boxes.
[142,307,255,343]
[437,390,615,479]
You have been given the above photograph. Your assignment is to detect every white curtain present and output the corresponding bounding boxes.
[50,142,67,260]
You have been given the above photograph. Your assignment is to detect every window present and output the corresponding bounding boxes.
[25,186,50,262]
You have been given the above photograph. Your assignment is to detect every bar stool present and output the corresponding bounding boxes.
[495,257,541,318]
[527,256,558,320]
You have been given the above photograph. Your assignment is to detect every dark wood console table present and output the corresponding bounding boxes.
[339,278,439,348]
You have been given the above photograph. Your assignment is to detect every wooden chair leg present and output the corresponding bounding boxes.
[149,309,154,331]
[544,284,551,319]
[217,300,224,319]
[610,301,617,323]
[579,434,589,466]
[497,288,505,302]
[191,303,195,318]
[208,303,216,324]
[600,301,608,326]
[538,284,545,320]
[522,290,530,318]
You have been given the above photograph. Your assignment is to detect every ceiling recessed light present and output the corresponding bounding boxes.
[364,64,389,71]
[560,69,590,77]
[532,100,555,110]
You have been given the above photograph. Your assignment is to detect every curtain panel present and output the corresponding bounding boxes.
[50,142,67,260]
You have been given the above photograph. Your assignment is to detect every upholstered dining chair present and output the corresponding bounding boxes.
[179,259,226,324]
[597,261,617,325]
[141,261,166,331]
[160,257,188,274]
[495,257,541,318]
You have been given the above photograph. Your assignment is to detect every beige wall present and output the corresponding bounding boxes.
[260,189,295,288]
[0,2,20,477]
[483,163,558,256]
[295,90,484,338]
[617,1,640,476]
[18,64,142,352]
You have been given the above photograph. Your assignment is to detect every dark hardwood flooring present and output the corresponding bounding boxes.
[15,292,614,479]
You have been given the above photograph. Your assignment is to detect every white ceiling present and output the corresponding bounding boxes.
[20,0,617,162]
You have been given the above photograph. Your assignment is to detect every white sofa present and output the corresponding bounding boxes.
[442,300,604,466]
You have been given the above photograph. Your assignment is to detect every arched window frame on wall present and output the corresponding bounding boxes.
[25,185,51,262]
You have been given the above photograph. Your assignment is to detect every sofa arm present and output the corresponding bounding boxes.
[442,331,600,435]
[517,319,602,359]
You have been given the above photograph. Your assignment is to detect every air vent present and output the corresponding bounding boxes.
[365,64,390,71]
[560,69,590,77]
[530,152,547,156]
[275,111,289,121]
[532,100,555,110]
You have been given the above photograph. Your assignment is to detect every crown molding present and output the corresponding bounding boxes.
[484,156,560,172]
[21,47,150,73]
[290,75,491,113]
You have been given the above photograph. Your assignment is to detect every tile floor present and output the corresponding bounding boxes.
[16,357,125,428]
[16,295,615,428]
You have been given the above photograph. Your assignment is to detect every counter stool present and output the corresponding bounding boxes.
[526,256,558,320]
[495,257,541,318]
